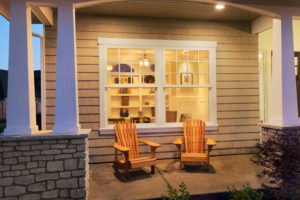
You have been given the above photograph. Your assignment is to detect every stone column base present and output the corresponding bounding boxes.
[260,123,300,199]
[0,132,89,199]
[260,123,300,145]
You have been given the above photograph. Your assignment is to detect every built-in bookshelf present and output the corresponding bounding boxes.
[108,88,155,123]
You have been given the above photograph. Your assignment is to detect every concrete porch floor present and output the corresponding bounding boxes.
[88,155,263,200]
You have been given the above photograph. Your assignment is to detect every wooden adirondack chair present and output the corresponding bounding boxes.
[113,122,161,179]
[173,120,216,169]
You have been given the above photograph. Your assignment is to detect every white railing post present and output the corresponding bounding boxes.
[52,1,81,134]
[269,15,300,126]
[4,0,38,136]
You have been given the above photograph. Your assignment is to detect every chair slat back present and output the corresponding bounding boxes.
[183,120,206,153]
[114,122,139,159]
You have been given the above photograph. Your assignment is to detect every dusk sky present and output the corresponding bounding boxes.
[0,14,43,70]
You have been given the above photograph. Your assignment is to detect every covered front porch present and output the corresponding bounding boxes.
[1,0,300,199]
[2,0,300,138]
[89,155,263,200]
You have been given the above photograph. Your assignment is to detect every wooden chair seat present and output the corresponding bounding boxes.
[173,120,216,169]
[120,157,156,169]
[181,153,208,162]
[113,122,161,179]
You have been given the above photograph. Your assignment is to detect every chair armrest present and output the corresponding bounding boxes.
[205,136,216,146]
[138,139,161,147]
[113,143,130,152]
[173,136,183,145]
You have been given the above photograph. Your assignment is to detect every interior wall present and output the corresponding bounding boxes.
[45,14,260,162]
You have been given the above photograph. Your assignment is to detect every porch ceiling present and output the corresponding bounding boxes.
[76,0,261,21]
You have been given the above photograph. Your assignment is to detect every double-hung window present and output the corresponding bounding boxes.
[99,38,217,133]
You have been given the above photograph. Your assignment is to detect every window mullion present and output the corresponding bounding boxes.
[155,47,165,125]
[118,48,120,86]
[130,49,133,86]
[208,48,217,125]
[99,46,107,128]
[175,50,178,85]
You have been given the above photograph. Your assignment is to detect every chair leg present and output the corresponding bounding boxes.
[208,157,210,170]
[180,161,184,170]
[125,163,130,180]
[113,161,118,171]
[151,165,155,174]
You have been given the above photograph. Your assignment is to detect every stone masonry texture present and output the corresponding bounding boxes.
[0,134,89,200]
[261,125,300,146]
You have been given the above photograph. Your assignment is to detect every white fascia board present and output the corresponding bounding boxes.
[98,38,217,48]
[31,6,53,26]
[0,0,9,20]
[252,16,273,34]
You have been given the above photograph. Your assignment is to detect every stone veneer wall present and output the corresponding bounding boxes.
[260,124,300,197]
[261,124,300,145]
[0,133,89,200]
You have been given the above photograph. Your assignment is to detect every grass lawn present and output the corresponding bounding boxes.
[0,123,6,133]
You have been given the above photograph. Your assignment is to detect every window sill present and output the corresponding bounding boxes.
[99,123,219,135]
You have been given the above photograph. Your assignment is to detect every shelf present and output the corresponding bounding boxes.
[108,117,130,119]
[165,60,209,63]
[110,94,155,97]
[108,73,142,76]
[108,86,156,117]
[141,94,155,96]
[111,106,139,108]
[108,116,155,119]
[110,94,139,96]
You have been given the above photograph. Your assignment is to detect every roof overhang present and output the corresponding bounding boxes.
[0,0,53,26]
[0,0,9,20]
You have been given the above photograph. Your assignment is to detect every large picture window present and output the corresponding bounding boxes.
[165,49,210,123]
[99,38,217,133]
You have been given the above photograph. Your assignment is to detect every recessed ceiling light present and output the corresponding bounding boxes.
[215,4,225,10]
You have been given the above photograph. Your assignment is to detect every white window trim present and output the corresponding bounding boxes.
[98,38,218,134]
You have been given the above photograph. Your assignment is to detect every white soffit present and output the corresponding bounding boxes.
[77,0,260,21]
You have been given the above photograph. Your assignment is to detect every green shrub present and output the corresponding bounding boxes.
[227,182,263,200]
[161,182,190,200]
[294,188,300,200]
[0,123,5,133]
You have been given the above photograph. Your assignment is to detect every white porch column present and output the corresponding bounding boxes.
[53,1,81,134]
[4,0,38,136]
[269,14,300,126]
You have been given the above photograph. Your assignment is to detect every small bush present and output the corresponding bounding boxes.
[0,123,5,133]
[227,182,263,200]
[161,182,190,200]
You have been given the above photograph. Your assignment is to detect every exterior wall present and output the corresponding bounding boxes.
[45,14,260,163]
[0,134,89,199]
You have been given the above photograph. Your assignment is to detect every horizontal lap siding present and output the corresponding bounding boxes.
[44,14,259,163]
[89,132,259,163]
